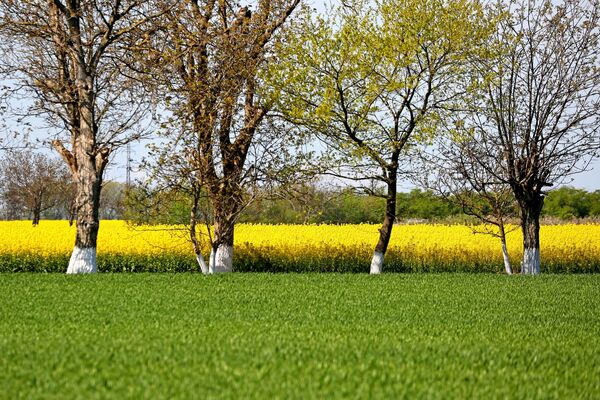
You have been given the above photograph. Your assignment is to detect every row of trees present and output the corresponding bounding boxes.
[0,0,302,274]
[273,0,600,274]
[136,185,600,224]
[1,0,599,275]
[3,149,598,224]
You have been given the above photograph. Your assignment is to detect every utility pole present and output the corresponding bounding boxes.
[126,143,131,187]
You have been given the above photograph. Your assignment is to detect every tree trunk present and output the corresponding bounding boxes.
[370,177,397,274]
[209,216,234,273]
[68,201,76,226]
[32,206,41,226]
[499,225,512,275]
[190,220,209,274]
[519,197,543,275]
[64,87,108,274]
[190,189,209,274]
[501,241,512,275]
[67,159,103,274]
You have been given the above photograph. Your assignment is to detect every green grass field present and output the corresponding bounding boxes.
[1,274,599,399]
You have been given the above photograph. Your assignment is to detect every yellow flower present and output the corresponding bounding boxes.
[1,220,599,268]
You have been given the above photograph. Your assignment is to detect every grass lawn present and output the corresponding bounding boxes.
[1,274,599,399]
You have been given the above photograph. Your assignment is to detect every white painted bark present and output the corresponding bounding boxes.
[501,242,512,275]
[196,254,209,274]
[208,248,215,274]
[66,246,97,274]
[209,244,233,274]
[370,251,384,274]
[521,247,540,275]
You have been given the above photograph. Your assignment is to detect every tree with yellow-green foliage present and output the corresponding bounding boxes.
[271,0,497,273]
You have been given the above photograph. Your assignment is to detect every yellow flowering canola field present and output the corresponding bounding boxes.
[1,221,599,272]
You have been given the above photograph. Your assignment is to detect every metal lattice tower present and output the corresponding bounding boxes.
[126,143,131,187]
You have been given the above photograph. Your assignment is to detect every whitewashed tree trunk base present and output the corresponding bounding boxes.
[196,254,209,274]
[66,246,97,274]
[502,242,512,275]
[208,248,215,274]
[209,244,233,274]
[521,247,540,275]
[370,251,384,274]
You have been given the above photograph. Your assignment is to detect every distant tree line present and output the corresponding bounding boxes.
[117,182,600,224]
[2,150,598,224]
[231,187,600,223]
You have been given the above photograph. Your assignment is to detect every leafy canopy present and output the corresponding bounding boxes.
[270,0,496,167]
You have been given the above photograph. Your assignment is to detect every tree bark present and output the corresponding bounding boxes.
[190,188,209,274]
[518,196,543,275]
[370,175,397,274]
[209,214,234,273]
[67,152,104,274]
[499,224,512,275]
[32,206,41,226]
[68,200,76,226]
[58,91,109,274]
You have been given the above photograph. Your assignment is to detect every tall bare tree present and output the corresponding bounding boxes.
[453,0,600,274]
[0,1,165,273]
[136,0,301,273]
[0,150,70,225]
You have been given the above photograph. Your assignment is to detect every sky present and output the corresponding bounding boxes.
[567,160,600,191]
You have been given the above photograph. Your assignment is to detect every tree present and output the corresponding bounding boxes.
[0,150,70,225]
[419,141,518,274]
[274,0,493,273]
[238,181,336,224]
[99,181,127,220]
[396,189,461,221]
[138,0,301,273]
[543,186,592,219]
[320,188,386,224]
[123,184,192,225]
[451,0,600,274]
[590,191,600,217]
[0,1,164,273]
